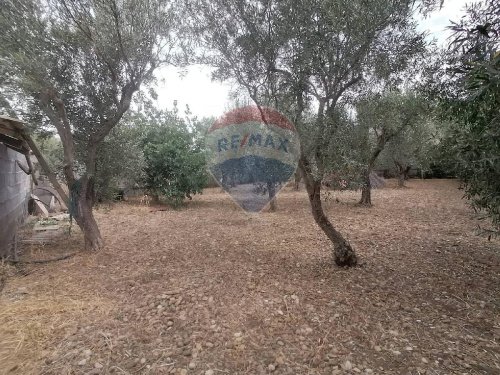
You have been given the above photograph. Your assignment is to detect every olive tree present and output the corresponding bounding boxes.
[435,0,499,234]
[0,0,177,249]
[355,91,428,204]
[192,0,438,266]
[378,117,437,187]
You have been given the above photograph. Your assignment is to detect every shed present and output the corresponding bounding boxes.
[0,116,33,258]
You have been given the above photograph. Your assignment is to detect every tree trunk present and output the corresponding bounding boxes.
[404,166,411,180]
[72,176,103,250]
[300,158,357,267]
[394,161,410,188]
[293,169,301,190]
[267,181,277,212]
[359,170,372,206]
[360,139,384,206]
[398,173,405,188]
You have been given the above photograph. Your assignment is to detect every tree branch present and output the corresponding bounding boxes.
[329,74,363,104]
[38,88,75,185]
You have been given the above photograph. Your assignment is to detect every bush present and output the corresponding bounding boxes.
[142,119,207,207]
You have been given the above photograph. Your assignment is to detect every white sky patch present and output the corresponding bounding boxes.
[155,1,479,118]
[416,0,477,44]
[154,64,234,119]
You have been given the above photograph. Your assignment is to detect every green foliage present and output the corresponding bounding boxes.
[94,125,145,202]
[436,0,500,232]
[33,135,65,176]
[354,90,428,178]
[303,90,433,191]
[0,0,176,147]
[141,109,207,207]
[309,106,366,189]
[193,0,438,188]
[377,117,438,177]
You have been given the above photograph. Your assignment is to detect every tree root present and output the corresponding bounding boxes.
[334,242,358,267]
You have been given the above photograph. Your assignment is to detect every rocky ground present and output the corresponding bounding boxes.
[1,179,499,375]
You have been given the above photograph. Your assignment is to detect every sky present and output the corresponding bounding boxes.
[154,0,477,119]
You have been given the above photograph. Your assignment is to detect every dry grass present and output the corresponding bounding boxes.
[1,179,499,375]
[0,237,114,375]
[0,294,113,374]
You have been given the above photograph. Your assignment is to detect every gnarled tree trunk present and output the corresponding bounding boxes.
[71,175,103,250]
[300,156,357,267]
[359,170,372,206]
[394,161,411,188]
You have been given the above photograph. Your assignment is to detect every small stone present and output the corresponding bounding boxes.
[374,346,382,352]
[140,358,146,364]
[94,362,103,369]
[268,364,276,372]
[83,349,92,357]
[77,359,87,366]
[365,369,373,374]
[421,357,428,364]
[234,332,242,338]
[405,346,413,351]
[179,369,188,375]
[342,360,352,370]
[277,340,284,346]
[205,370,214,375]
[188,362,196,369]
[392,350,401,355]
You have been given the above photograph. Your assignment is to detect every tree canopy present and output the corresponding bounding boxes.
[432,0,499,234]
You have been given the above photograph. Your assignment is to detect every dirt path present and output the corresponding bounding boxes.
[1,180,499,375]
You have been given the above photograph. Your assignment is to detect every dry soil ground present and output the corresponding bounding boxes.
[1,179,499,375]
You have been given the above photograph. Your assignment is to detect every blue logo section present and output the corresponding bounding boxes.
[206,106,300,212]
